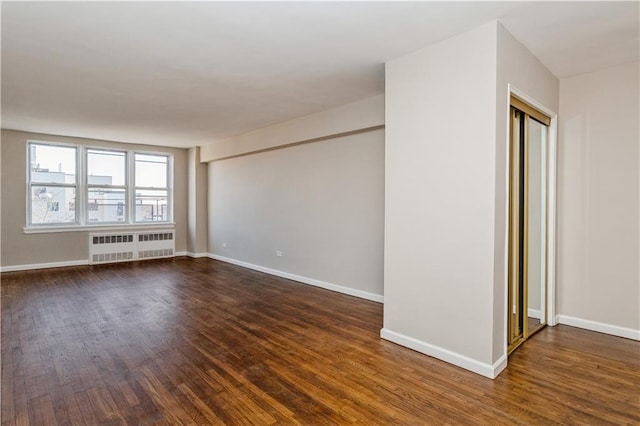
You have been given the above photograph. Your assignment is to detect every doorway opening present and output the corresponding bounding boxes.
[507,95,552,354]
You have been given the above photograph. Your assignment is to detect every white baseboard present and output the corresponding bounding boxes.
[380,328,507,379]
[528,308,542,320]
[0,259,89,273]
[556,314,640,341]
[208,253,384,303]
[2,251,190,272]
[176,251,208,258]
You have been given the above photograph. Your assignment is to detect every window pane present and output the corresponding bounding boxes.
[135,189,168,222]
[31,186,76,224]
[135,154,167,188]
[88,188,126,223]
[30,144,76,183]
[88,150,125,186]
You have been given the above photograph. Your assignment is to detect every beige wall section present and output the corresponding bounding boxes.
[187,147,208,255]
[558,61,640,332]
[208,128,384,297]
[200,94,384,162]
[0,136,2,268]
[384,22,498,369]
[0,129,188,267]
[494,22,559,360]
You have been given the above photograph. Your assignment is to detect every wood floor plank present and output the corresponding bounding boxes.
[138,366,194,426]
[2,257,639,424]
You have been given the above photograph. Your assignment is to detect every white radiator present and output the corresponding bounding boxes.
[89,230,175,264]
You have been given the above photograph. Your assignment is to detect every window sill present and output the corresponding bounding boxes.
[23,222,176,234]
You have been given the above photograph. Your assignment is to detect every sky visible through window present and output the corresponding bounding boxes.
[31,145,168,186]
[31,145,75,175]
[88,150,125,185]
[135,154,167,188]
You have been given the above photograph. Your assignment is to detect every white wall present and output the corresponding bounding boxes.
[383,21,560,378]
[208,129,385,300]
[557,61,640,337]
[383,22,499,375]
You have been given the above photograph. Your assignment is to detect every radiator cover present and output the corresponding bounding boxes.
[89,231,175,264]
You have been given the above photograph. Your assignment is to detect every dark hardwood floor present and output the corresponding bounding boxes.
[2,257,639,425]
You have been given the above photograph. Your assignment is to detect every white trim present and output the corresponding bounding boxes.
[1,259,89,273]
[126,148,135,224]
[509,87,556,118]
[380,328,507,379]
[539,129,547,325]
[24,222,175,234]
[133,152,173,224]
[178,252,208,258]
[556,315,640,341]
[27,141,80,227]
[502,85,512,360]
[546,115,558,326]
[209,253,384,303]
[85,147,128,224]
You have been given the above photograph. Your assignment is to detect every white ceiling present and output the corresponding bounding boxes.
[2,2,638,148]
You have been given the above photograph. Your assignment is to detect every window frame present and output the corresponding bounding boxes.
[27,141,80,227]
[133,152,172,224]
[25,140,174,233]
[85,148,129,225]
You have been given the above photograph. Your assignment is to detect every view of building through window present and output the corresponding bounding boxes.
[28,143,171,226]
[87,149,126,223]
[135,154,169,222]
[30,144,77,224]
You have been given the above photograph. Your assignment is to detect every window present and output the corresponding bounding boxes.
[134,154,169,222]
[28,143,77,224]
[87,149,126,223]
[27,141,173,229]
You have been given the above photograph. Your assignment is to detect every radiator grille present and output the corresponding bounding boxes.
[138,232,173,242]
[92,252,135,263]
[89,230,175,265]
[139,248,174,259]
[92,234,135,245]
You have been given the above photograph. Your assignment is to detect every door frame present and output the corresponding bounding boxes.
[504,85,558,354]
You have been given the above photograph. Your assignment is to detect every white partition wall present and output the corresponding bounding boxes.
[383,22,501,377]
[383,21,560,378]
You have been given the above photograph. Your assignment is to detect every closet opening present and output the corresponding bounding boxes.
[507,95,552,354]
